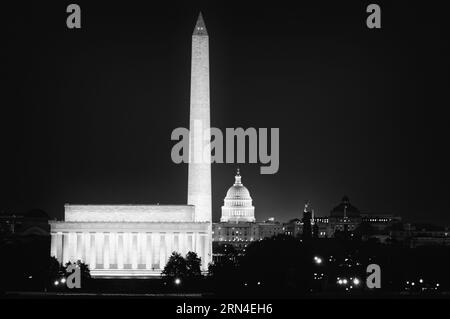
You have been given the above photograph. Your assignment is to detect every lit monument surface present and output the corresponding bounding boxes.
[220,169,255,223]
[188,12,211,225]
[49,14,212,277]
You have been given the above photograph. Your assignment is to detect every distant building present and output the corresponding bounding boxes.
[283,218,302,237]
[259,218,284,239]
[360,213,402,232]
[284,196,402,240]
[390,223,450,247]
[212,170,284,251]
[0,209,50,237]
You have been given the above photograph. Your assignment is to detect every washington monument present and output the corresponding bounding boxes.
[188,12,212,225]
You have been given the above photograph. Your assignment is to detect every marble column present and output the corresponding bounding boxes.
[131,233,138,270]
[187,233,193,253]
[137,232,146,269]
[68,232,77,262]
[201,234,208,271]
[76,232,83,261]
[159,233,166,270]
[103,233,110,270]
[145,233,152,270]
[179,232,186,256]
[56,232,63,262]
[174,233,180,254]
[109,232,116,268]
[96,233,104,269]
[155,233,166,270]
[195,232,202,258]
[124,232,132,268]
[62,232,69,264]
[50,233,57,258]
[166,232,174,258]
[89,233,96,270]
[83,232,90,264]
[117,233,124,270]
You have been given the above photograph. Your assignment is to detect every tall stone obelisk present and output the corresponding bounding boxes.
[188,12,211,224]
[188,12,212,269]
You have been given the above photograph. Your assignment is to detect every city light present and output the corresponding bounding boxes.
[174,278,181,285]
[61,278,66,283]
[353,278,360,285]
[54,280,59,286]
[314,256,323,264]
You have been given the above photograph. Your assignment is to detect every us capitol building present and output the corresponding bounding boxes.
[220,169,255,223]
[212,169,284,250]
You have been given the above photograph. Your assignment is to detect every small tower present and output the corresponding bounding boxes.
[302,202,312,240]
[312,209,319,239]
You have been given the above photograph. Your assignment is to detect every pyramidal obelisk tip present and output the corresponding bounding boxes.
[193,12,208,36]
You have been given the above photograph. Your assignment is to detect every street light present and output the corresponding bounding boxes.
[314,256,322,264]
[174,278,181,285]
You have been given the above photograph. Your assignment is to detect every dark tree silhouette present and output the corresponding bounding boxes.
[185,251,202,278]
[162,252,187,278]
[48,256,65,288]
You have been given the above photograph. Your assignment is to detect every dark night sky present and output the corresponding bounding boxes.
[2,1,449,225]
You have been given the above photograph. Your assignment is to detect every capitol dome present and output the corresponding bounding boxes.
[221,169,255,223]
[330,196,360,218]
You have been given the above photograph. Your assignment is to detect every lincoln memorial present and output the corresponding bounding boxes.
[50,205,210,277]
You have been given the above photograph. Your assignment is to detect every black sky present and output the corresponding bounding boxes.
[2,1,449,225]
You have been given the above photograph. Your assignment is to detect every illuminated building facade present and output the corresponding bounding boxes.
[49,13,212,277]
[220,169,255,223]
[285,196,402,239]
[213,170,283,250]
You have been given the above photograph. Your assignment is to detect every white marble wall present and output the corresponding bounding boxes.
[50,230,210,275]
[65,205,195,222]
